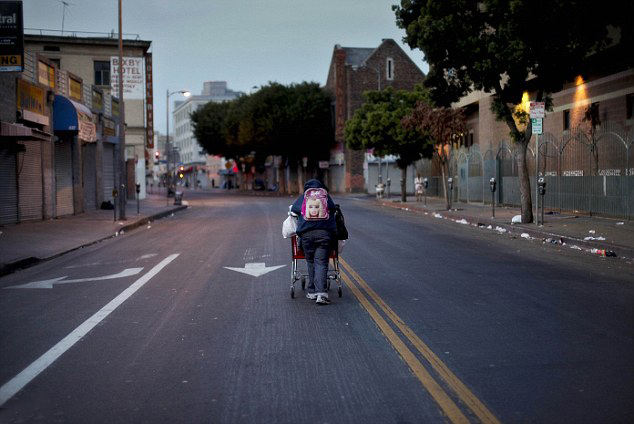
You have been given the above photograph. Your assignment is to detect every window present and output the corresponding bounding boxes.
[94,61,110,86]
[626,94,633,120]
[386,58,394,80]
[563,109,570,130]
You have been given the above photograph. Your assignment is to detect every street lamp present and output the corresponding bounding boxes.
[166,89,191,203]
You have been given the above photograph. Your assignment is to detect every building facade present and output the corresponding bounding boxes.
[25,33,153,200]
[0,47,123,225]
[172,81,243,188]
[324,39,426,193]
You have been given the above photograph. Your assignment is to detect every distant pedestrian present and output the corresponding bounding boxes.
[291,179,337,305]
[415,174,424,202]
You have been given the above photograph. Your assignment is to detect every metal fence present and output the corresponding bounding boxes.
[415,121,634,220]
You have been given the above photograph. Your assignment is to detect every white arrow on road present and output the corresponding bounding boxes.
[224,263,286,277]
[6,268,145,289]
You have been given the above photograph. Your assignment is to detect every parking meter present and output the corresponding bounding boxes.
[537,178,546,225]
[490,178,497,218]
[135,184,141,214]
[112,188,118,222]
[386,178,391,198]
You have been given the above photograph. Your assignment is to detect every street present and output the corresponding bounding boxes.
[1,191,632,423]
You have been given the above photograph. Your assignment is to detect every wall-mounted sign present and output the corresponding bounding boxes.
[0,1,23,72]
[110,56,145,99]
[145,53,154,148]
[17,79,48,125]
[92,89,103,111]
[111,98,120,117]
[69,76,82,101]
[37,60,55,89]
[103,117,116,136]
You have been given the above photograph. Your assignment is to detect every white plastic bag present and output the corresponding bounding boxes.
[338,240,346,254]
[282,214,297,238]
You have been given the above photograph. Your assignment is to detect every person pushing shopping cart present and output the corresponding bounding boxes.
[290,179,339,305]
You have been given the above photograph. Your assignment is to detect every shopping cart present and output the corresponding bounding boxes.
[290,235,342,299]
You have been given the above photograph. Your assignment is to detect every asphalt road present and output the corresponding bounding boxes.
[0,191,632,423]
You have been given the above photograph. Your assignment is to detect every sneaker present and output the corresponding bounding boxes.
[306,293,318,300]
[315,295,330,305]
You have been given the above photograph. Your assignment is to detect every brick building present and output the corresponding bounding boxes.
[325,39,425,193]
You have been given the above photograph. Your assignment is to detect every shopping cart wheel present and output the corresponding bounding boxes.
[301,276,306,290]
[290,286,295,298]
[338,287,342,297]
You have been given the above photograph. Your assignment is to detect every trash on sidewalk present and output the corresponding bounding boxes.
[512,215,522,223]
[584,236,606,241]
[591,248,617,257]
[521,233,531,239]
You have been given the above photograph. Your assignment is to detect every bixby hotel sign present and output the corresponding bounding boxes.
[0,1,23,72]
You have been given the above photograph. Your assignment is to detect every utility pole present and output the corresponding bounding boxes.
[117,0,126,220]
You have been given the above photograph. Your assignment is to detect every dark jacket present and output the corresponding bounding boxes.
[291,179,337,236]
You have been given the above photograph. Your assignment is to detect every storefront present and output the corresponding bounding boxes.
[53,94,96,216]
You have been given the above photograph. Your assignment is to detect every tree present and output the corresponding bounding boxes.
[191,82,334,190]
[402,103,466,209]
[394,0,632,222]
[344,86,433,201]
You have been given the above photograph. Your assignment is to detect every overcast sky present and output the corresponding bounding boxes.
[24,0,428,133]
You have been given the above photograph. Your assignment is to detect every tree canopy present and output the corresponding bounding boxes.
[191,82,334,169]
[344,86,434,201]
[394,0,633,222]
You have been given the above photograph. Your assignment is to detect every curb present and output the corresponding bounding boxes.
[0,205,188,278]
[377,200,634,259]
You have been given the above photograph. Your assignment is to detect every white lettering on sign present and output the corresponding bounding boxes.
[110,56,145,99]
[529,102,545,118]
[531,118,543,135]
[0,13,17,24]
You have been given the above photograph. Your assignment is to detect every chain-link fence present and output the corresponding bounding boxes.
[415,121,634,220]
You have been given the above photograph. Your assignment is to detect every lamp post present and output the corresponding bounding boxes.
[166,89,191,204]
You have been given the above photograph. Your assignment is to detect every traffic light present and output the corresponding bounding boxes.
[179,165,184,172]
[155,151,160,158]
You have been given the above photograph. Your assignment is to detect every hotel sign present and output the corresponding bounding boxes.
[0,1,23,72]
[110,56,145,99]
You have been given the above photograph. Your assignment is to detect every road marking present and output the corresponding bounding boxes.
[340,258,501,424]
[6,268,144,289]
[0,254,180,407]
[224,262,286,277]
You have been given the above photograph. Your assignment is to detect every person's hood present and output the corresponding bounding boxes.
[304,179,328,191]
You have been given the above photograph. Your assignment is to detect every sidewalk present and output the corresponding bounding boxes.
[375,194,634,261]
[0,194,187,277]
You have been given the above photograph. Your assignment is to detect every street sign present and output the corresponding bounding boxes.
[319,161,329,169]
[529,102,545,119]
[532,118,543,135]
[0,1,24,72]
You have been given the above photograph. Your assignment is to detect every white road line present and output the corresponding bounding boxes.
[0,253,180,407]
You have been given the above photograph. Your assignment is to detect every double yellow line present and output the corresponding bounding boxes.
[339,258,500,424]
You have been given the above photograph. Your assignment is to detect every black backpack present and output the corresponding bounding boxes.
[334,204,348,240]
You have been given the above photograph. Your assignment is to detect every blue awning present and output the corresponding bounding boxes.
[53,95,97,141]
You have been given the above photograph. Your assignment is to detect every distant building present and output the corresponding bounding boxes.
[324,39,426,193]
[172,81,243,188]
